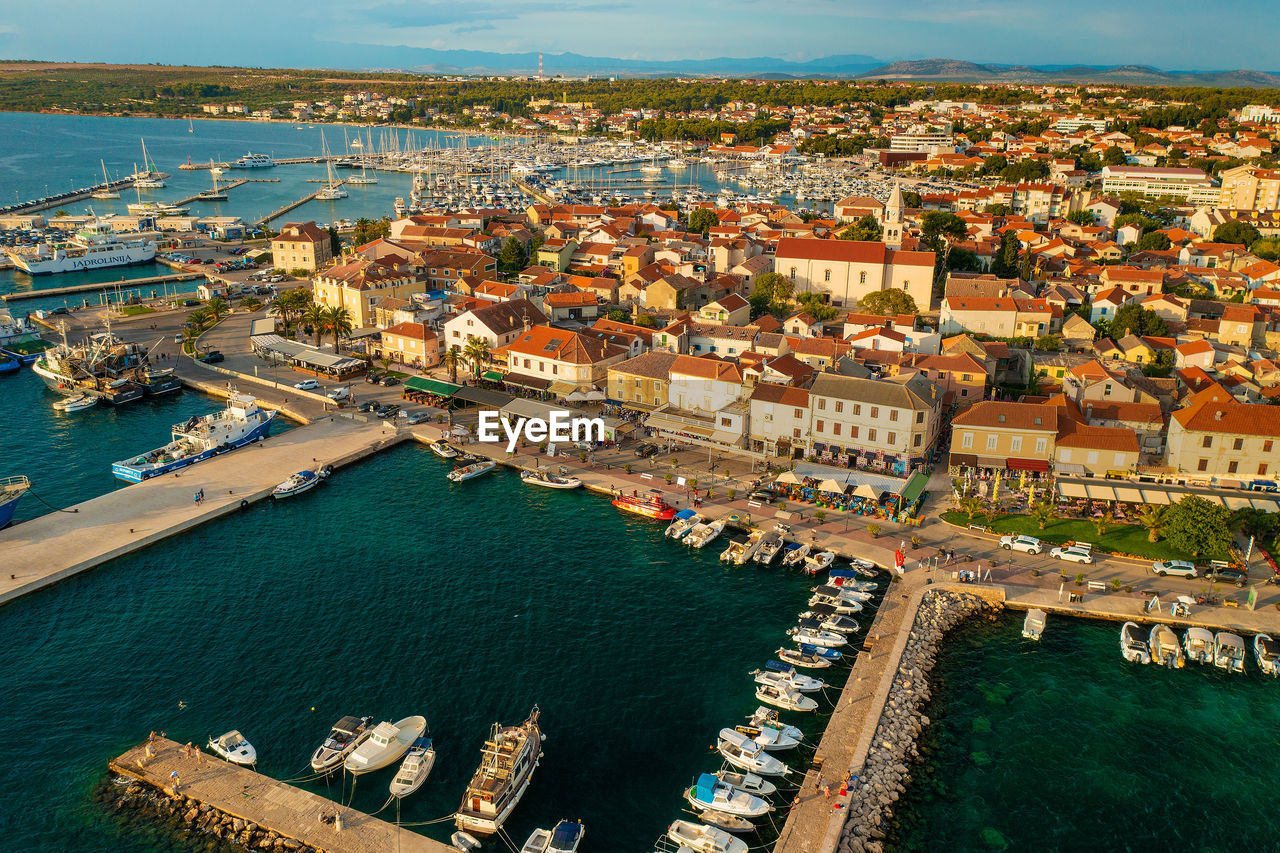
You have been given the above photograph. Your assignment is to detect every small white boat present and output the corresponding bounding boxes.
[1149,624,1185,669]
[803,551,836,575]
[685,773,773,818]
[273,470,319,499]
[809,589,864,614]
[430,439,460,458]
[775,646,833,669]
[208,730,256,766]
[1214,632,1246,673]
[685,519,725,549]
[310,714,373,773]
[755,683,818,712]
[1184,627,1215,665]
[521,828,551,853]
[389,737,436,798]
[715,769,776,797]
[1256,634,1280,677]
[799,606,859,635]
[721,530,764,565]
[447,460,496,483]
[345,716,427,774]
[546,820,585,853]
[754,529,785,565]
[53,393,98,412]
[1121,621,1151,664]
[665,509,702,539]
[746,706,803,747]
[787,626,847,648]
[828,573,877,592]
[717,729,789,776]
[1022,608,1047,641]
[850,558,880,578]
[520,468,582,489]
[667,819,748,853]
[822,584,873,602]
[781,542,810,567]
[753,663,824,693]
[452,831,482,852]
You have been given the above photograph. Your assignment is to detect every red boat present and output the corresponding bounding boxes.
[612,488,677,521]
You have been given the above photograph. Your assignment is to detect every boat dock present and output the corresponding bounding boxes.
[3,272,204,302]
[172,179,250,206]
[512,178,554,205]
[255,185,341,227]
[1,178,137,215]
[110,738,454,853]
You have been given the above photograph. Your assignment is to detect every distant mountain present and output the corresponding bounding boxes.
[856,59,1280,88]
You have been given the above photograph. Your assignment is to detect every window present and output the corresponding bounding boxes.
[914,434,922,447]
[859,271,867,284]
[794,408,803,418]
[917,411,925,424]
[816,420,825,433]
[868,429,877,442]
[824,269,831,282]
[1034,437,1047,455]
[793,428,802,438]
[833,423,842,436]
[1202,436,1212,448]
[835,401,844,413]
[789,267,796,279]
[1198,458,1209,472]
[1228,461,1239,474]
[870,407,879,419]
[1010,436,1023,453]
[890,410,899,422]
[818,398,826,410]
[850,426,859,439]
[1234,438,1244,451]
[1266,441,1274,453]
[962,432,974,449]
[887,431,896,445]
[986,434,998,451]
[853,404,861,416]
[1260,463,1269,476]
[721,417,732,428]
[1115,453,1126,466]
[1087,451,1099,464]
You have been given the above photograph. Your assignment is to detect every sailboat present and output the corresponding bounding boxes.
[346,135,377,184]
[188,119,194,133]
[91,160,119,199]
[315,136,347,200]
[132,139,167,188]
[197,167,228,201]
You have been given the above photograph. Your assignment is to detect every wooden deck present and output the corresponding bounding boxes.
[111,739,454,853]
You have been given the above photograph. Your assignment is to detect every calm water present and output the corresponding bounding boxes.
[0,444,829,850]
[886,614,1280,852]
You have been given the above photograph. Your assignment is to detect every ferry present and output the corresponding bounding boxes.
[229,152,275,168]
[110,393,274,482]
[5,219,155,276]
[0,475,30,529]
[611,488,677,521]
[456,707,543,837]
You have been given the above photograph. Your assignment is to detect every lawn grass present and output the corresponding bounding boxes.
[941,510,1211,562]
[119,305,156,316]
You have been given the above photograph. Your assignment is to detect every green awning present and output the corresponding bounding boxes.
[404,377,462,396]
[482,370,504,382]
[899,470,929,504]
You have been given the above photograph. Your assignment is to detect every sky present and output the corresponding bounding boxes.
[0,0,1276,71]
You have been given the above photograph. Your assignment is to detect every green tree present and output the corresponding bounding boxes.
[1066,210,1095,226]
[205,296,228,322]
[859,288,917,316]
[750,271,794,317]
[1213,221,1261,247]
[327,225,343,259]
[983,203,1009,216]
[991,230,1022,279]
[301,303,326,347]
[442,346,462,384]
[687,207,720,236]
[352,216,391,246]
[1136,231,1172,251]
[498,236,528,273]
[606,308,630,322]
[322,304,353,352]
[633,313,657,328]
[1034,334,1061,351]
[186,307,211,330]
[1109,303,1169,338]
[463,337,492,378]
[1102,146,1127,166]
[958,496,984,523]
[1115,213,1162,232]
[1138,505,1167,543]
[1165,495,1233,558]
[1030,500,1055,530]
[796,292,839,322]
[839,214,883,242]
[980,154,1008,176]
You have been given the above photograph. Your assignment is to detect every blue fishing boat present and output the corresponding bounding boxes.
[0,352,18,375]
[0,475,30,528]
[111,393,274,482]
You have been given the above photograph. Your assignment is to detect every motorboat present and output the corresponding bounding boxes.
[747,705,803,745]
[520,469,582,489]
[685,519,725,549]
[1022,609,1047,641]
[546,820,585,853]
[850,558,881,578]
[52,394,98,413]
[456,706,543,837]
[0,475,30,529]
[788,621,849,647]
[665,509,702,539]
[807,590,863,615]
[781,542,810,567]
[721,529,764,565]
[799,604,859,635]
[447,460,497,482]
[1214,632,1246,673]
[753,660,824,693]
[803,551,836,575]
[685,773,772,818]
[430,439,460,458]
[1184,627,1215,665]
[696,810,755,834]
[755,683,818,712]
[754,529,785,565]
[344,716,427,774]
[521,828,552,853]
[828,571,877,592]
[776,646,833,669]
[1149,624,1185,669]
[452,832,482,852]
[822,583,873,602]
[667,819,748,853]
[1120,622,1151,664]
[310,714,373,773]
[390,737,436,798]
[715,769,776,797]
[208,730,256,766]
[717,729,789,776]
[1256,634,1280,676]
[273,470,319,499]
[612,489,676,521]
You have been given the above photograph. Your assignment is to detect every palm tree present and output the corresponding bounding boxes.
[186,307,211,330]
[323,305,353,353]
[958,496,984,523]
[206,296,229,322]
[462,338,491,379]
[240,296,262,312]
[301,304,326,348]
[269,298,295,338]
[442,346,462,384]
[1138,505,1167,543]
[1029,500,1055,531]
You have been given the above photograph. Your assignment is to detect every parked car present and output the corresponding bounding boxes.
[365,373,382,384]
[293,379,319,390]
[1204,562,1248,587]
[182,299,201,307]
[405,412,427,425]
[1151,560,1198,578]
[1050,545,1094,565]
[379,375,400,387]
[999,535,1043,555]
[326,387,350,401]
[748,488,776,502]
[634,442,660,458]
[376,404,401,419]
[356,401,375,413]
[199,350,224,364]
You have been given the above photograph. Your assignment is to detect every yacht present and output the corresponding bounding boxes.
[1021,608,1047,641]
[455,707,543,837]
[430,439,460,458]
[685,774,772,818]
[716,729,788,776]
[0,475,30,529]
[1214,632,1246,673]
[91,159,119,199]
[389,737,436,798]
[273,470,320,499]
[1183,627,1215,665]
[310,715,374,773]
[6,219,155,275]
[520,469,582,489]
[130,139,169,185]
[345,716,427,774]
[684,518,724,549]
[208,730,256,766]
[667,820,747,853]
[1255,634,1280,677]
[1120,622,1151,665]
[1149,624,1185,668]
[230,152,276,168]
[111,394,274,482]
[664,509,702,539]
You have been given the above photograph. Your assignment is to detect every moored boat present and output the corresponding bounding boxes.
[455,706,543,837]
[1214,632,1246,673]
[451,831,482,852]
[344,716,427,775]
[717,729,788,776]
[776,645,833,669]
[753,660,824,693]
[111,394,273,482]
[665,508,702,539]
[696,809,755,834]
[800,604,859,635]
[447,460,497,482]
[781,542,810,567]
[430,439,460,458]
[208,730,256,766]
[520,469,582,489]
[0,475,30,529]
[803,551,836,575]
[52,393,97,412]
[546,820,585,853]
[611,489,676,520]
[1149,624,1185,668]
[1022,608,1047,641]
[746,705,803,748]
[721,529,764,565]
[685,773,772,818]
[273,470,319,499]
[1121,621,1151,664]
[754,528,785,565]
[389,737,436,798]
[715,769,776,797]
[1184,627,1215,665]
[309,715,373,773]
[1255,634,1280,677]
[667,819,748,853]
[755,682,818,712]
[685,519,725,549]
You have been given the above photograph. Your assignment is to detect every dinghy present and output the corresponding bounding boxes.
[53,393,97,413]
[451,831,482,852]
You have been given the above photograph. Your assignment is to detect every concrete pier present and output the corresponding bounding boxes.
[110,738,454,853]
[4,272,204,301]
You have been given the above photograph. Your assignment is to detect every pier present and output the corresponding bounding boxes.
[255,184,341,228]
[1,178,137,215]
[2,272,204,301]
[110,738,453,853]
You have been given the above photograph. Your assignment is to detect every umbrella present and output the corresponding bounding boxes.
[776,471,803,485]
[818,479,846,494]
[451,424,470,435]
[854,483,879,501]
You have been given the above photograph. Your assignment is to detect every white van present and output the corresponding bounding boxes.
[326,386,350,401]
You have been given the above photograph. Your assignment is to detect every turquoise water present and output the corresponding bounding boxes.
[886,614,1280,852]
[0,444,831,850]
[1,261,200,317]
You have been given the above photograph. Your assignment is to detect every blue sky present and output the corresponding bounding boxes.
[0,0,1275,70]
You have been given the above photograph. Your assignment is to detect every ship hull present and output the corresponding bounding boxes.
[111,415,274,483]
[9,244,156,276]
[0,491,22,529]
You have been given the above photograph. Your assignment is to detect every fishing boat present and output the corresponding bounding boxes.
[111,394,274,482]
[685,518,725,549]
[137,366,182,396]
[309,715,374,773]
[520,469,582,489]
[344,716,427,775]
[665,509,702,539]
[1022,608,1047,641]
[611,489,676,521]
[430,439,460,458]
[0,475,30,529]
[746,706,803,748]
[1255,634,1280,676]
[717,729,788,776]
[1149,624,1185,668]
[781,542,810,567]
[447,460,497,482]
[697,810,755,834]
[667,820,748,853]
[1183,627,1215,665]
[754,529,785,565]
[455,706,543,837]
[546,820,584,853]
[1214,632,1246,673]
[6,218,156,275]
[803,551,836,575]
[273,470,319,499]
[775,646,833,669]
[755,682,818,712]
[753,661,824,693]
[208,731,256,766]
[799,604,859,635]
[787,625,847,649]
[716,769,776,797]
[52,393,97,413]
[685,774,772,818]
[1120,621,1151,664]
[389,737,436,798]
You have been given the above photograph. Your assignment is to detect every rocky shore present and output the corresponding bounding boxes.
[837,589,997,853]
[98,775,320,852]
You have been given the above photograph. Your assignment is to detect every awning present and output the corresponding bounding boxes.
[404,376,461,397]
[949,453,978,469]
[1114,486,1145,502]
[853,483,880,500]
[548,381,580,397]
[776,471,803,485]
[1007,457,1050,472]
[453,386,513,408]
[899,471,928,504]
[503,372,552,391]
[1140,488,1171,505]
[818,479,846,494]
[1055,463,1086,475]
[482,370,504,382]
